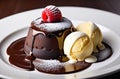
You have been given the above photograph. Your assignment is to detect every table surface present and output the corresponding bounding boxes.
[0,0,120,79]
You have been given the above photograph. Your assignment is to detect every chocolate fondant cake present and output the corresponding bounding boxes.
[7,5,113,74]
[24,17,74,59]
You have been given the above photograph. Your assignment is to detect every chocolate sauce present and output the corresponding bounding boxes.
[94,42,113,62]
[7,37,113,74]
[33,58,91,74]
[7,37,34,70]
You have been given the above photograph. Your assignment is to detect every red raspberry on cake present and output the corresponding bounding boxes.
[42,5,62,22]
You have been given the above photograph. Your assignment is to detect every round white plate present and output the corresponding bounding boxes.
[0,7,120,79]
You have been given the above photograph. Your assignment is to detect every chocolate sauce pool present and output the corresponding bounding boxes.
[7,37,112,74]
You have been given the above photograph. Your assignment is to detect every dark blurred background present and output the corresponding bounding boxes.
[0,0,120,79]
[0,0,120,19]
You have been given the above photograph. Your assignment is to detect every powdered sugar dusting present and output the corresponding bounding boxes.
[45,5,60,15]
[33,58,65,73]
[46,5,57,11]
[33,17,73,32]
[33,58,91,74]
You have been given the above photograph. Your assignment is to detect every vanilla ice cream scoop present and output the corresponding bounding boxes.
[76,22,105,52]
[64,31,93,62]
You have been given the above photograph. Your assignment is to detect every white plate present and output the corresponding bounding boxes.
[0,7,120,79]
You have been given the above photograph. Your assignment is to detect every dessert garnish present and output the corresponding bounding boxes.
[7,5,113,74]
[42,5,62,22]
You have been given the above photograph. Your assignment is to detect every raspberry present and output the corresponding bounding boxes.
[42,5,62,22]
